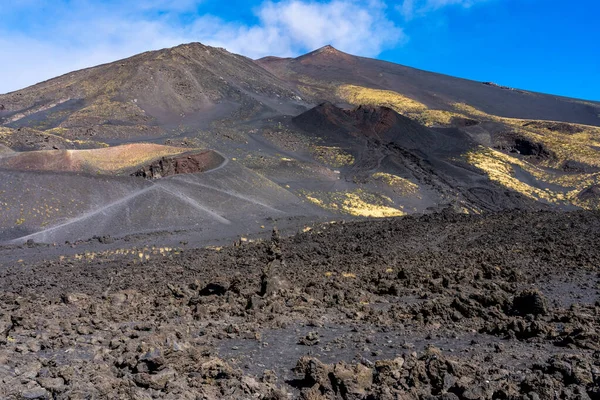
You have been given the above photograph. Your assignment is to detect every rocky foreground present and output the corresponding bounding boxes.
[0,210,599,399]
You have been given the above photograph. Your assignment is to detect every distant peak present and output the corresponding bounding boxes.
[298,45,353,61]
[171,42,206,51]
[314,44,343,54]
[320,44,337,51]
[167,42,232,56]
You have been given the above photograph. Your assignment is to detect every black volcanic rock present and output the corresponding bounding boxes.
[512,289,549,316]
[577,185,600,202]
[523,120,585,134]
[512,137,556,159]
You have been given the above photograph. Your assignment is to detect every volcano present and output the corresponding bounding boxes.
[0,43,599,244]
[1,42,600,400]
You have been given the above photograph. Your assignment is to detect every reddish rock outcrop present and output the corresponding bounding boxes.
[131,150,224,179]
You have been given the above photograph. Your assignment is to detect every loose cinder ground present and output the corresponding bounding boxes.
[0,210,598,399]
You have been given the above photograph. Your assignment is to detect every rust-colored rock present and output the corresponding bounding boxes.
[132,150,224,179]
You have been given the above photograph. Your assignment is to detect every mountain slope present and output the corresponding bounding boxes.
[255,46,600,212]
[1,42,600,244]
[257,45,600,126]
[290,102,543,214]
[0,161,318,243]
[0,43,306,142]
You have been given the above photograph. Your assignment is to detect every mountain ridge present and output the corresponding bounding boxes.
[1,41,600,243]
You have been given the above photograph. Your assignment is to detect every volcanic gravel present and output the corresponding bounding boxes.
[0,210,599,399]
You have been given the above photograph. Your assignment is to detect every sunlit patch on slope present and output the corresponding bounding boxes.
[371,172,420,197]
[453,103,600,169]
[337,85,462,127]
[302,189,405,217]
[464,146,570,204]
[337,85,600,171]
[70,144,202,173]
[310,145,355,168]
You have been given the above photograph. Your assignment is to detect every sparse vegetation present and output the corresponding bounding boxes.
[464,146,569,204]
[371,172,419,196]
[452,102,600,169]
[337,85,426,114]
[337,85,462,126]
[302,189,404,217]
[337,85,600,171]
[63,96,148,125]
[310,145,355,168]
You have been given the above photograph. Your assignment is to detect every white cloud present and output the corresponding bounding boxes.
[0,0,404,94]
[193,0,405,58]
[399,0,488,19]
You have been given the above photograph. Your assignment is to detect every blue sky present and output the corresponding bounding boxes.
[0,0,598,100]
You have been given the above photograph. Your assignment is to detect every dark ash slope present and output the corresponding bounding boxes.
[258,45,600,126]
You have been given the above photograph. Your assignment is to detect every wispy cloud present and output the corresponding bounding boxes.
[398,0,489,20]
[0,0,404,94]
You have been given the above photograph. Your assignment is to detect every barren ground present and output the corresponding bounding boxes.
[0,210,599,399]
